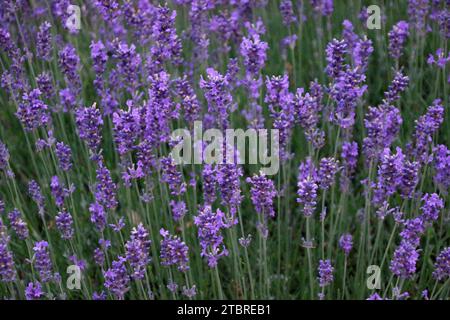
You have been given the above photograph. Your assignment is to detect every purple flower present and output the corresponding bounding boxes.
[89,202,107,232]
[194,205,229,268]
[109,217,125,233]
[50,175,73,208]
[25,281,44,300]
[36,21,52,61]
[318,157,340,190]
[104,256,130,299]
[36,72,54,99]
[16,89,50,131]
[58,44,80,87]
[33,240,54,282]
[28,180,45,217]
[408,0,429,33]
[311,0,334,16]
[160,228,190,272]
[339,234,353,256]
[169,200,187,222]
[125,224,151,280]
[161,156,186,196]
[112,106,140,156]
[433,247,450,281]
[217,163,243,215]
[182,285,197,298]
[75,104,104,153]
[427,48,450,69]
[318,259,334,287]
[0,140,10,172]
[55,142,72,171]
[420,193,444,223]
[352,37,373,72]
[246,173,277,218]
[384,71,409,105]
[433,144,450,191]
[390,240,419,279]
[112,40,142,93]
[90,40,108,75]
[0,227,16,282]
[200,68,234,129]
[388,21,409,59]
[373,147,404,205]
[94,238,110,266]
[409,99,444,163]
[280,0,297,26]
[8,209,29,240]
[94,162,118,210]
[174,76,201,124]
[400,218,425,247]
[240,31,268,75]
[367,293,383,300]
[56,209,74,240]
[92,291,107,300]
[400,160,420,199]
[325,39,347,80]
[201,164,217,205]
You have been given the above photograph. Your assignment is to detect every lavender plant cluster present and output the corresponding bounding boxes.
[0,0,449,300]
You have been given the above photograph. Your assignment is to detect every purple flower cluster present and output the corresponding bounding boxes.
[33,241,54,282]
[125,224,151,280]
[160,228,189,272]
[8,209,29,240]
[318,259,334,287]
[246,173,277,218]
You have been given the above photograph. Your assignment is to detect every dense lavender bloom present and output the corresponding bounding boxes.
[279,0,297,26]
[433,247,450,281]
[341,141,358,173]
[36,21,52,61]
[409,99,444,162]
[390,240,419,279]
[373,148,404,205]
[294,83,323,131]
[95,162,118,210]
[217,163,243,216]
[339,233,353,256]
[104,256,130,299]
[161,156,187,196]
[317,157,339,190]
[420,193,444,223]
[8,209,28,240]
[16,89,50,131]
[202,164,217,205]
[55,210,74,240]
[384,71,409,104]
[400,160,420,198]
[388,21,409,59]
[318,259,334,287]
[113,41,142,92]
[240,31,268,75]
[94,238,110,266]
[90,40,108,75]
[325,39,347,80]
[160,228,189,272]
[200,68,234,129]
[194,206,229,268]
[297,177,318,217]
[125,224,151,280]
[33,241,54,282]
[433,144,450,191]
[28,180,45,216]
[169,200,187,222]
[58,44,80,86]
[174,76,201,124]
[89,202,107,232]
[25,281,43,300]
[311,0,334,16]
[246,173,277,218]
[36,72,54,99]
[400,218,425,246]
[352,37,373,72]
[363,105,403,161]
[55,142,72,171]
[342,20,358,50]
[75,104,104,153]
[112,106,140,156]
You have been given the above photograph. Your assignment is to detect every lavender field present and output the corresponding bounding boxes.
[0,0,449,301]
